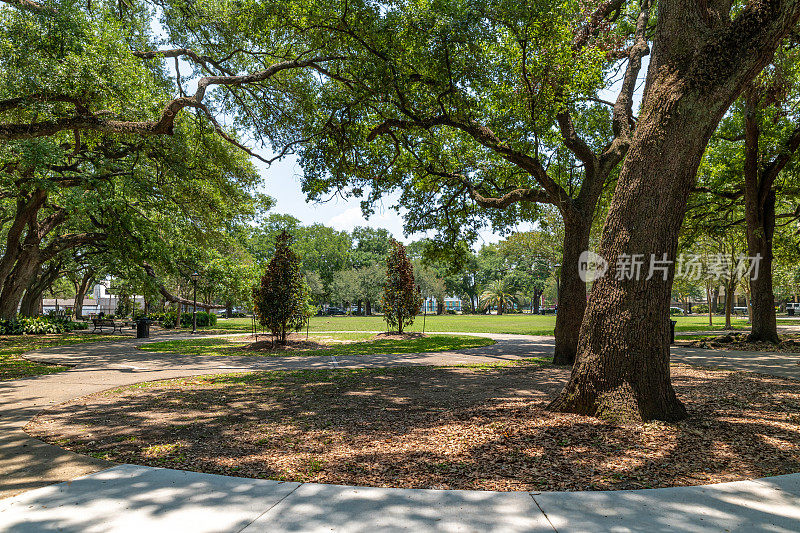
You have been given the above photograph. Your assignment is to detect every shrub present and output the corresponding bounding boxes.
[382,241,422,333]
[253,231,312,344]
[180,311,217,328]
[0,316,86,335]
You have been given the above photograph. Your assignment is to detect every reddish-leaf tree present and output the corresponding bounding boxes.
[253,231,310,344]
[382,241,422,333]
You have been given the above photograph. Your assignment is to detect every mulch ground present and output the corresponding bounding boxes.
[230,333,357,353]
[26,362,800,492]
[685,332,800,353]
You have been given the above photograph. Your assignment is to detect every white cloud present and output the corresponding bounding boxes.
[328,206,416,242]
[329,207,367,232]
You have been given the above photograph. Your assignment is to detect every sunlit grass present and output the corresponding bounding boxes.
[138,332,495,358]
[204,314,751,336]
[0,333,125,380]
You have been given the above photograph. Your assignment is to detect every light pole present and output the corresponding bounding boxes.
[190,272,199,334]
[418,285,426,334]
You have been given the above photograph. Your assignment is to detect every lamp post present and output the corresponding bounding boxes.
[418,285,426,334]
[190,272,199,334]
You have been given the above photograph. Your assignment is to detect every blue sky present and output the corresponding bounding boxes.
[251,152,522,245]
[252,154,415,241]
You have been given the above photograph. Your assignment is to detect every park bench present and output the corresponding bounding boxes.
[91,318,124,334]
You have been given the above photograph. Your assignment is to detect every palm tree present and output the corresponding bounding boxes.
[479,279,518,315]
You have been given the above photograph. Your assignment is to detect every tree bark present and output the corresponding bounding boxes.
[0,246,43,319]
[549,96,702,420]
[19,261,62,317]
[724,282,734,329]
[549,0,800,422]
[365,300,372,316]
[743,100,780,342]
[552,216,590,365]
[73,270,94,320]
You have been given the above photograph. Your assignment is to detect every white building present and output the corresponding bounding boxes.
[41,281,144,316]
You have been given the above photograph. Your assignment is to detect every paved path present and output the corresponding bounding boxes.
[1,333,799,531]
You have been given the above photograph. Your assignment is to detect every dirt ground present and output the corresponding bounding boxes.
[685,332,800,353]
[27,362,800,492]
[230,333,358,352]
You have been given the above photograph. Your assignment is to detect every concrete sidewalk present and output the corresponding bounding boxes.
[1,465,798,532]
[2,333,800,531]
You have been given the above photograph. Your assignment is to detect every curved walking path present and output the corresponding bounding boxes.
[0,332,799,532]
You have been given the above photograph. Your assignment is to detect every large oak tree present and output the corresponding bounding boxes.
[550,0,800,421]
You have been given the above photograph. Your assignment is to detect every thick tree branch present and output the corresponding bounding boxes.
[0,0,55,14]
[133,48,235,77]
[367,116,572,208]
[424,168,554,208]
[762,122,800,186]
[142,263,225,308]
[611,0,651,140]
[0,56,339,141]
[40,232,106,262]
[572,0,628,49]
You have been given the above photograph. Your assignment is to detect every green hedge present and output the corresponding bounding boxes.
[148,310,218,328]
[0,316,88,335]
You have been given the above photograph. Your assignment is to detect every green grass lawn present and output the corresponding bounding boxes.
[139,333,495,357]
[206,314,752,336]
[0,333,125,380]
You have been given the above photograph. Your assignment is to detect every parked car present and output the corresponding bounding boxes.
[670,306,687,316]
[324,307,345,316]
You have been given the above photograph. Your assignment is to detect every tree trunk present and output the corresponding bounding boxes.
[712,286,720,313]
[706,283,714,327]
[21,261,65,317]
[744,287,752,323]
[552,0,800,419]
[743,113,779,341]
[19,267,43,318]
[73,270,94,320]
[0,191,49,319]
[365,300,372,316]
[19,287,40,317]
[357,299,363,315]
[226,301,233,318]
[552,216,590,365]
[549,49,756,420]
[0,247,42,319]
[724,283,734,329]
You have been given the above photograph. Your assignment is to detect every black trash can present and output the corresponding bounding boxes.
[670,319,677,345]
[789,308,795,317]
[136,319,153,339]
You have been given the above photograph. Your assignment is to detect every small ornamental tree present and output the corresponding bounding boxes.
[382,241,422,333]
[253,231,311,344]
